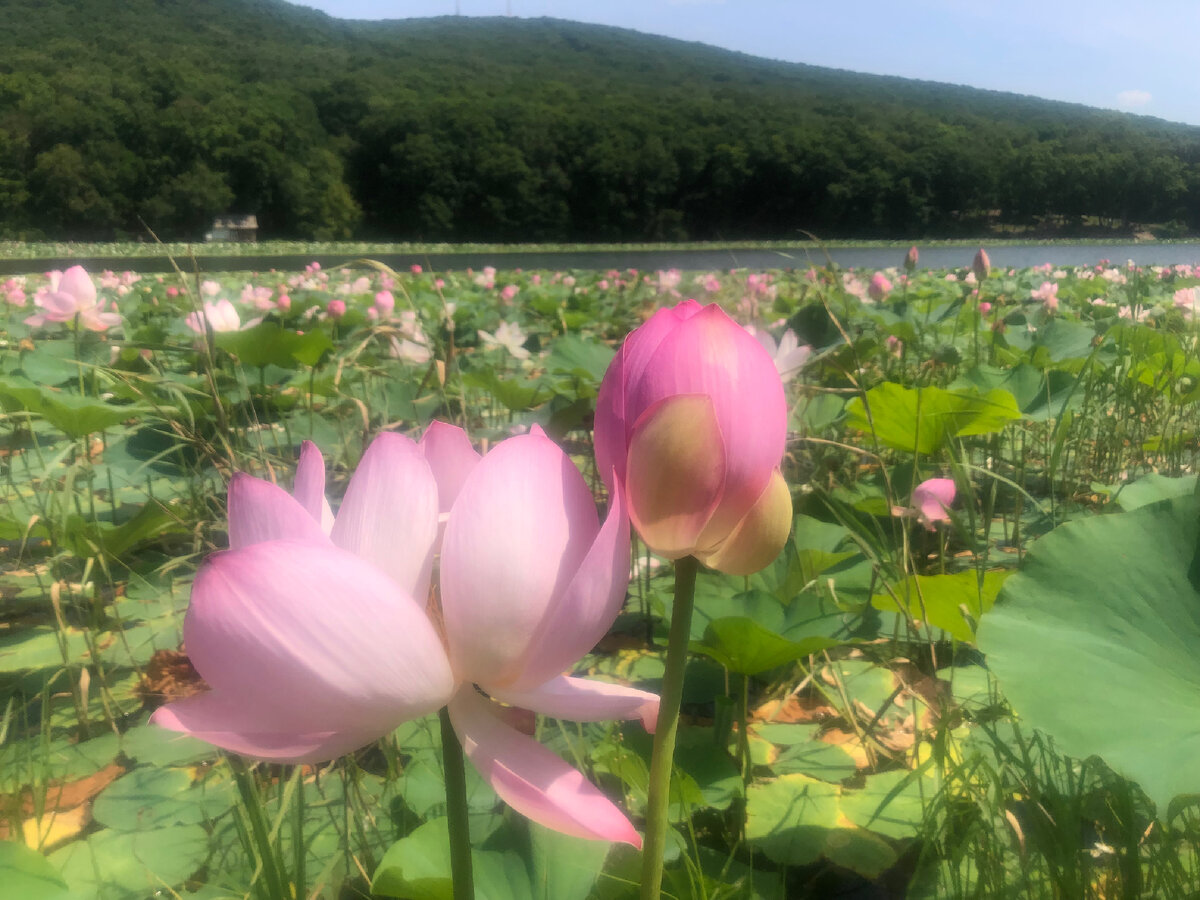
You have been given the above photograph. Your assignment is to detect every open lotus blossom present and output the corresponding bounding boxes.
[892,478,956,530]
[153,424,655,845]
[24,266,121,332]
[744,325,812,383]
[477,320,531,360]
[185,298,242,334]
[595,299,792,575]
[1031,281,1059,312]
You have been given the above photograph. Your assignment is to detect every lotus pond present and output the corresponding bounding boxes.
[5,254,1200,899]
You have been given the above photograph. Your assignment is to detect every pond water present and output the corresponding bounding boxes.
[5,242,1200,276]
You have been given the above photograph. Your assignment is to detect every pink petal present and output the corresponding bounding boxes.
[500,477,631,690]
[227,473,329,550]
[330,432,439,603]
[151,693,386,763]
[440,432,597,687]
[913,478,955,528]
[418,421,481,516]
[594,301,702,492]
[38,291,81,319]
[448,688,641,846]
[293,441,334,533]
[80,309,122,332]
[183,540,454,739]
[59,265,97,307]
[490,675,658,733]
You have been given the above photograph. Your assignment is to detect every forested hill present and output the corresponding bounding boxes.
[3,0,1199,241]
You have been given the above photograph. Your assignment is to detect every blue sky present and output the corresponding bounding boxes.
[290,0,1200,127]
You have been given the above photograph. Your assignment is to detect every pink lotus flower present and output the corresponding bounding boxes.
[1031,281,1058,312]
[868,272,892,301]
[374,290,395,316]
[24,266,121,332]
[904,246,919,272]
[185,299,241,334]
[892,478,955,530]
[594,300,792,575]
[153,425,654,845]
[327,299,346,319]
[478,321,530,360]
[972,248,990,282]
[745,325,812,383]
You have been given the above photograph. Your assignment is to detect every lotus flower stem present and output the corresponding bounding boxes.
[440,706,475,900]
[230,759,290,900]
[640,554,700,900]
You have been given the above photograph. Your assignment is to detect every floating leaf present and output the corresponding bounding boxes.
[0,841,71,900]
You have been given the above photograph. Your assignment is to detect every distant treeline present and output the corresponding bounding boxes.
[3,0,1199,242]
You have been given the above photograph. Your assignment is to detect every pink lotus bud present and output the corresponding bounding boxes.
[327,299,346,319]
[904,246,919,272]
[374,290,395,315]
[411,264,423,274]
[594,301,791,575]
[868,272,892,301]
[972,248,990,282]
[979,301,992,315]
[166,286,179,298]
[276,294,291,310]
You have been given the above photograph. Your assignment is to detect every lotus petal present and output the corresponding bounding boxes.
[448,688,641,846]
[490,675,658,733]
[441,431,597,687]
[331,432,439,602]
[227,473,329,550]
[180,540,454,738]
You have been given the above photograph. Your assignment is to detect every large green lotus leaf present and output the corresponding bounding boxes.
[0,841,70,900]
[1114,473,1197,511]
[745,774,897,878]
[845,383,1019,455]
[371,817,532,900]
[529,824,610,900]
[92,766,234,830]
[872,570,1010,642]
[978,496,1200,813]
[48,825,208,900]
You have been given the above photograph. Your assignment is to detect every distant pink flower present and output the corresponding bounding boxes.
[978,301,992,315]
[885,335,904,357]
[478,321,530,360]
[374,291,396,316]
[1174,287,1198,318]
[745,325,812,383]
[411,264,423,274]
[500,284,519,304]
[904,246,919,272]
[868,272,892,301]
[1031,281,1059,312]
[25,266,120,331]
[166,286,179,299]
[474,266,497,289]
[892,478,955,530]
[327,299,346,319]
[972,248,990,281]
[277,294,291,311]
[185,299,242,334]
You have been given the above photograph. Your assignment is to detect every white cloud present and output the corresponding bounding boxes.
[1115,89,1152,108]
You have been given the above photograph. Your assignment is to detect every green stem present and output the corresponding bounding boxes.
[640,555,700,900]
[439,707,475,900]
[230,758,290,900]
